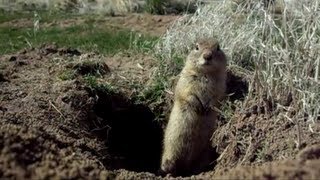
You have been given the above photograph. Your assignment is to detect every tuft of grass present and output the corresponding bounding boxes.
[137,76,168,120]
[84,75,100,89]
[155,1,320,130]
[144,0,167,15]
[58,69,77,81]
[139,75,166,104]
[219,99,240,123]
[84,75,116,94]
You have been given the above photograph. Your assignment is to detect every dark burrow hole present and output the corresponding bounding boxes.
[226,70,249,102]
[83,70,248,176]
[87,89,163,173]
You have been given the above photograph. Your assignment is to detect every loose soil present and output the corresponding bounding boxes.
[1,14,320,180]
[0,13,180,36]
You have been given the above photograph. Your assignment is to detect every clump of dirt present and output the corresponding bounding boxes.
[206,158,320,180]
[212,98,320,171]
[66,54,110,76]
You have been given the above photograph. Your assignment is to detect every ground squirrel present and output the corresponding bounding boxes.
[160,38,227,176]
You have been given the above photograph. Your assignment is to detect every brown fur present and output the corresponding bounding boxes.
[160,38,227,176]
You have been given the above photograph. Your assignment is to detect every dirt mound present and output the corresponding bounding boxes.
[0,45,106,179]
[0,44,162,179]
[1,44,320,179]
[207,159,320,180]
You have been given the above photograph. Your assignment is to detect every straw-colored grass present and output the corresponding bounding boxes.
[0,0,197,15]
[155,0,319,134]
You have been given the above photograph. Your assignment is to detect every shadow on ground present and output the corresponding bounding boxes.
[86,88,163,173]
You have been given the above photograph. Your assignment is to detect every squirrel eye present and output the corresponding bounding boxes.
[217,45,220,51]
[195,44,199,50]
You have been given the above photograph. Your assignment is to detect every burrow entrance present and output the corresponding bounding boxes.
[82,70,248,176]
[85,89,163,173]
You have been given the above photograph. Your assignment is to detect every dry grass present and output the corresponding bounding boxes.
[155,0,320,133]
[0,0,145,14]
[0,0,197,15]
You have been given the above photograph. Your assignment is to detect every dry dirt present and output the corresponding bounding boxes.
[0,13,180,36]
[0,14,320,180]
[97,13,181,36]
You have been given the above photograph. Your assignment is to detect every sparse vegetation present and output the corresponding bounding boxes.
[83,74,116,93]
[144,0,167,14]
[0,12,157,55]
[58,69,77,80]
[0,0,198,15]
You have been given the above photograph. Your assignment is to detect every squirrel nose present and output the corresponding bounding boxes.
[203,51,213,61]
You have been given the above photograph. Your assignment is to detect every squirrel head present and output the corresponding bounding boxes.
[186,38,227,73]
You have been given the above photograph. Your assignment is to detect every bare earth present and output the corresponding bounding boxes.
[0,14,320,179]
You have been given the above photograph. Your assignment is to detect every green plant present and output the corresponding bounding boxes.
[84,75,117,94]
[58,69,77,81]
[145,0,167,15]
[0,18,157,55]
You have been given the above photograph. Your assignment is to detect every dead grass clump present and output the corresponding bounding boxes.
[155,0,320,144]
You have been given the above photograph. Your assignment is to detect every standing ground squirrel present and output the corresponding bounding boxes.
[160,38,227,176]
